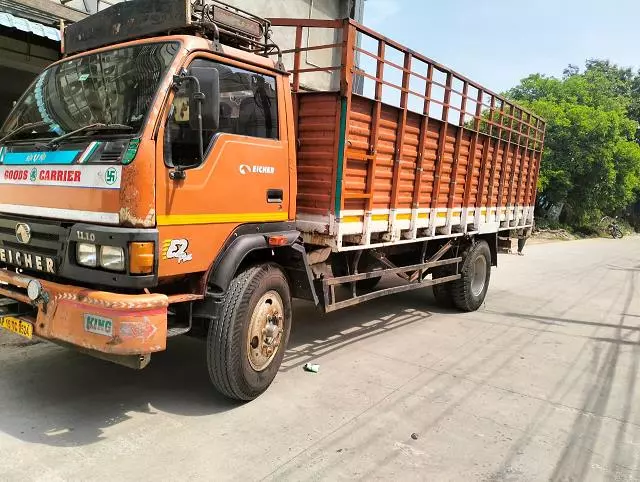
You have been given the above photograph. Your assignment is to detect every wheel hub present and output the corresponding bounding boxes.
[247,291,284,371]
[470,254,487,297]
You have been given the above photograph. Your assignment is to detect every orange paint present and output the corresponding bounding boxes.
[0,269,168,355]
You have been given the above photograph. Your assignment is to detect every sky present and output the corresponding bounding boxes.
[362,0,640,94]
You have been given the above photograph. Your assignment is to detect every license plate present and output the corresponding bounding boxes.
[0,316,33,340]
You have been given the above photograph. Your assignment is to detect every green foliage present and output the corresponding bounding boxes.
[507,60,640,225]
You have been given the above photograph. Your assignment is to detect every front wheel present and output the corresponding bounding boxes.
[450,240,491,312]
[207,264,292,401]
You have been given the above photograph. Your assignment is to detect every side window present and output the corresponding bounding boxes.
[165,58,279,167]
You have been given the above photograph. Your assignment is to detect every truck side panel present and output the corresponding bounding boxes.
[295,90,541,248]
[271,18,545,250]
[295,93,339,217]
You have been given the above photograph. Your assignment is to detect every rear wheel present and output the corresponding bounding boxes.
[431,267,454,308]
[207,264,291,401]
[451,240,491,312]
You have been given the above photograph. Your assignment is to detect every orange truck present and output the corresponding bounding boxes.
[0,0,544,400]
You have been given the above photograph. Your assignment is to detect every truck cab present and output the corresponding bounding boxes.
[0,2,297,377]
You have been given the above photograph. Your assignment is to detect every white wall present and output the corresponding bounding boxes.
[43,0,357,91]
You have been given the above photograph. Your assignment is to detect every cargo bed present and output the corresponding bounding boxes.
[271,19,545,250]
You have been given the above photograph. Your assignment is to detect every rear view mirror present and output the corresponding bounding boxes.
[189,66,220,132]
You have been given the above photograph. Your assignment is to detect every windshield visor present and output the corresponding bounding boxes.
[1,42,180,144]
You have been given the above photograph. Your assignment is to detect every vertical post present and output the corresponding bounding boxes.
[528,118,545,223]
[335,21,356,218]
[496,103,515,224]
[409,64,433,239]
[292,26,303,93]
[523,118,541,221]
[476,95,495,211]
[514,112,532,226]
[507,109,525,224]
[486,99,504,221]
[340,20,355,96]
[59,19,65,54]
[447,80,468,229]
[291,25,304,148]
[429,72,452,234]
[462,87,483,230]
[360,38,385,243]
[389,51,412,239]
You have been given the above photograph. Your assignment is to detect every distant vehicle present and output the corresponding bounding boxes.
[602,216,623,238]
[0,0,545,400]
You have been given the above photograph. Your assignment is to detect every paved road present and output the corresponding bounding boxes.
[1,237,639,481]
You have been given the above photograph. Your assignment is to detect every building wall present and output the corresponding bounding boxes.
[0,28,59,122]
[93,0,358,91]
[0,0,363,120]
[224,0,350,91]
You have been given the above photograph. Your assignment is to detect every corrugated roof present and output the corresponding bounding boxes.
[0,11,60,41]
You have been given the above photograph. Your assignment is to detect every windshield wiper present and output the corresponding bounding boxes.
[0,121,49,144]
[46,123,133,148]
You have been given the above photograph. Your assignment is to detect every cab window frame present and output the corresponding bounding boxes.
[162,55,280,169]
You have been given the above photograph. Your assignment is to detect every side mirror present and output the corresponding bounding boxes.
[169,68,221,180]
[189,66,220,132]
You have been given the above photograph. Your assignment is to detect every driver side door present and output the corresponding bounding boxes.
[155,54,292,277]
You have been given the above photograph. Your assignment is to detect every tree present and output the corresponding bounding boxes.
[507,61,640,225]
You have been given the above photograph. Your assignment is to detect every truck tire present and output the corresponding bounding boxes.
[428,266,453,308]
[431,275,453,308]
[451,240,491,312]
[207,264,292,401]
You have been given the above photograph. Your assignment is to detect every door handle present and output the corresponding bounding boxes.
[267,189,283,204]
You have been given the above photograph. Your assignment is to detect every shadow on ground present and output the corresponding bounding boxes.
[0,285,447,448]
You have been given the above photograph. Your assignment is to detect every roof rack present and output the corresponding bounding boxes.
[63,0,283,67]
[191,0,284,68]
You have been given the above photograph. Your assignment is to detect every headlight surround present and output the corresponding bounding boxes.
[99,245,125,272]
[76,243,97,268]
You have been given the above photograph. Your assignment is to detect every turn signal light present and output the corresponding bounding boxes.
[267,235,289,247]
[129,242,154,274]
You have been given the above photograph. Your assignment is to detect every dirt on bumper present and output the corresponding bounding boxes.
[0,269,168,355]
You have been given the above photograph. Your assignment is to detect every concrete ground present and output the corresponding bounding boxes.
[0,237,639,481]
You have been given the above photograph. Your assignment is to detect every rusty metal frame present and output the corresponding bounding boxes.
[321,241,460,312]
[268,17,546,234]
[269,18,545,141]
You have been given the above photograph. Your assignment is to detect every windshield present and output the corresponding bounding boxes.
[1,42,180,140]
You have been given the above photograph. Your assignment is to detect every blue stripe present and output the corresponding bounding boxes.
[3,150,81,165]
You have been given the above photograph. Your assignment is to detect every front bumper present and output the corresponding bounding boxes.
[0,268,168,355]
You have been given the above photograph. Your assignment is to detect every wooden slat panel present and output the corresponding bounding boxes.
[295,93,339,215]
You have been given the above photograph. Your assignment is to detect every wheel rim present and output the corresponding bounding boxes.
[470,254,487,297]
[247,290,285,372]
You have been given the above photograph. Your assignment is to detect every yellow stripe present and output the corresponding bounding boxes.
[157,212,289,226]
[342,212,431,223]
[436,212,447,218]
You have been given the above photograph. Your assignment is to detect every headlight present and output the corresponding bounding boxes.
[100,246,125,271]
[77,243,97,267]
[27,279,42,301]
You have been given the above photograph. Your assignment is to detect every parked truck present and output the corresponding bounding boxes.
[0,0,544,400]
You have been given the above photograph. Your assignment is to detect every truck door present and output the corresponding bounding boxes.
[156,55,292,277]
